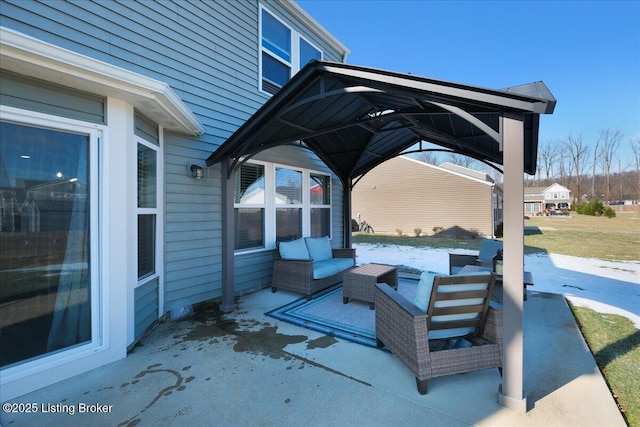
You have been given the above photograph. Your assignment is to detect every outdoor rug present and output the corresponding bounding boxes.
[266,277,420,348]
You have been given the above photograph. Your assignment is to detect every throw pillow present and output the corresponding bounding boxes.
[304,236,333,261]
[414,271,436,312]
[279,237,310,260]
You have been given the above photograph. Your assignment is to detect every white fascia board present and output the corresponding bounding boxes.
[0,27,205,136]
[279,0,350,61]
[400,156,494,187]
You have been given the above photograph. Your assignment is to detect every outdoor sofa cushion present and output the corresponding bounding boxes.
[279,237,310,260]
[414,271,492,339]
[305,236,333,261]
[312,258,354,279]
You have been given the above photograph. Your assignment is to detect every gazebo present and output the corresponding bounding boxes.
[207,60,556,412]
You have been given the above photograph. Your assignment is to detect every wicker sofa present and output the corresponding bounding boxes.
[271,236,356,300]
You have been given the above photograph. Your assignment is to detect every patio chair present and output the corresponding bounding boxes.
[374,272,502,395]
[448,238,503,275]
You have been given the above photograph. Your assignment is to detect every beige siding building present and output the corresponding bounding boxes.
[352,156,500,237]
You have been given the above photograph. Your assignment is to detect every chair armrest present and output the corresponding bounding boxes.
[448,253,479,274]
[477,260,493,269]
[375,284,430,377]
[332,248,356,261]
[481,305,503,345]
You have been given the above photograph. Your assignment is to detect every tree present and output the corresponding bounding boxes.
[446,152,476,168]
[562,134,590,202]
[538,139,558,181]
[597,129,622,201]
[632,137,640,201]
[415,151,438,165]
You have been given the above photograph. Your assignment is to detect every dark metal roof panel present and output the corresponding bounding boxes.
[207,61,556,182]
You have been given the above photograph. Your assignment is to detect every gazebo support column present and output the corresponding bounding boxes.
[220,159,237,312]
[343,178,352,248]
[498,114,527,412]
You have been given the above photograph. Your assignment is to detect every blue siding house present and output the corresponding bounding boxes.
[0,0,349,400]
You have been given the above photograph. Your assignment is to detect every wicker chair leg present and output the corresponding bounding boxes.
[498,367,503,377]
[271,287,278,293]
[416,378,429,395]
[376,338,384,348]
[343,297,349,304]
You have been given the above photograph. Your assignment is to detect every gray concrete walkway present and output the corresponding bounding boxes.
[0,290,625,427]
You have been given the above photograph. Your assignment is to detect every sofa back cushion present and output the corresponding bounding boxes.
[279,237,310,260]
[414,271,436,312]
[305,236,333,262]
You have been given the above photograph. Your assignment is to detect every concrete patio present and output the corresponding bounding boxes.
[1,288,625,427]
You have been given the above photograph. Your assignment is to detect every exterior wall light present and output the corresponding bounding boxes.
[187,162,204,179]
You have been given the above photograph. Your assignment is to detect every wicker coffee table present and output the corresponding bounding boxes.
[342,263,398,309]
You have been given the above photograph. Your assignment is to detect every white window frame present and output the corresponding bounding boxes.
[235,160,332,253]
[0,105,104,380]
[259,5,323,95]
[234,160,269,251]
[135,135,163,290]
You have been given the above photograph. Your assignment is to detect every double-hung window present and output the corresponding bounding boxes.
[137,139,158,282]
[235,163,266,250]
[260,6,322,95]
[234,162,331,251]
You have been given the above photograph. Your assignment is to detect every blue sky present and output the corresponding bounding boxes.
[298,0,640,169]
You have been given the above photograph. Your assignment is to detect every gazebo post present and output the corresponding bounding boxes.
[343,178,352,248]
[498,113,527,412]
[220,159,237,312]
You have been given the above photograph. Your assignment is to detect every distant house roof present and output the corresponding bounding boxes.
[524,186,547,195]
[438,162,495,184]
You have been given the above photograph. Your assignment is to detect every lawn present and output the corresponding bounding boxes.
[523,213,640,262]
[353,212,640,425]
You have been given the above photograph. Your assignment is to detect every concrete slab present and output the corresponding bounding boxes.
[0,290,625,427]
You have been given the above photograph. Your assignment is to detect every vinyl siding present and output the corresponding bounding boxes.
[1,0,347,312]
[0,71,105,124]
[134,278,159,341]
[352,156,495,237]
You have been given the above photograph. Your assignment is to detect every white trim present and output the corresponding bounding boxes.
[259,5,325,96]
[278,0,350,60]
[130,126,164,344]
[0,106,127,402]
[234,160,333,253]
[0,27,204,136]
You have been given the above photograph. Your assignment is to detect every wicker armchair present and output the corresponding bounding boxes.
[374,273,502,395]
[449,238,503,274]
[271,248,355,300]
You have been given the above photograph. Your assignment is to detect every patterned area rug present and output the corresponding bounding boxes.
[266,278,419,348]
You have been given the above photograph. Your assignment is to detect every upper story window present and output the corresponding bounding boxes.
[260,6,322,95]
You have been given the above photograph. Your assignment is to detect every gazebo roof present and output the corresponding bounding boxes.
[207,60,556,184]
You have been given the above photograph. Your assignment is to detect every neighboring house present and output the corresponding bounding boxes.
[351,156,502,237]
[524,183,572,214]
[0,0,349,400]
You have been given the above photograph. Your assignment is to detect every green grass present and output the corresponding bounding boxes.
[354,212,640,262]
[353,213,640,425]
[523,213,640,262]
[571,306,640,427]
